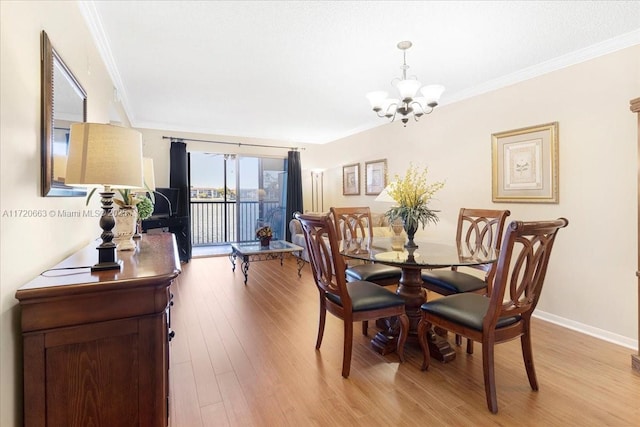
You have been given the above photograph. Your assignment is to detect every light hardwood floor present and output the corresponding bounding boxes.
[169,255,640,426]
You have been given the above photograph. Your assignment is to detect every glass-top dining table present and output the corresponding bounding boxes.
[340,237,498,362]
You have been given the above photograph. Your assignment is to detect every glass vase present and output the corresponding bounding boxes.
[403,218,419,249]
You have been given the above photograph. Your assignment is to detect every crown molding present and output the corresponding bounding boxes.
[445,29,640,105]
[78,0,135,124]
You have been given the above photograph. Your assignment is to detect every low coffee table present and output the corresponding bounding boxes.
[229,240,305,284]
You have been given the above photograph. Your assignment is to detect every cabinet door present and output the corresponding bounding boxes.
[46,322,140,426]
[24,314,167,427]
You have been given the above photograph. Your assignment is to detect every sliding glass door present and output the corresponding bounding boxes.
[237,156,287,241]
[190,152,287,245]
[190,153,236,244]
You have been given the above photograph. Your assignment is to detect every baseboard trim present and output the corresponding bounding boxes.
[534,310,638,351]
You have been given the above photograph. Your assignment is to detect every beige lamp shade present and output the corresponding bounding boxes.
[133,157,156,192]
[53,154,67,182]
[65,123,143,188]
[374,183,396,203]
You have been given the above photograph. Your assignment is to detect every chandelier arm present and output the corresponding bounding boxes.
[389,108,398,123]
[410,100,436,116]
[384,100,399,118]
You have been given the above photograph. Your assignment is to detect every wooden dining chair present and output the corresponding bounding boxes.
[421,208,511,353]
[330,207,403,287]
[418,218,568,413]
[295,212,409,378]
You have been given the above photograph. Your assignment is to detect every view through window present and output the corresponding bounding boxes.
[190,152,287,246]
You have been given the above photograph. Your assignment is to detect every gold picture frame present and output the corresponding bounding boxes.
[365,159,387,195]
[342,163,360,195]
[492,122,559,203]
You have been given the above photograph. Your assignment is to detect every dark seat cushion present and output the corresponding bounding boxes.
[346,264,402,282]
[422,270,488,294]
[326,281,405,312]
[420,293,520,331]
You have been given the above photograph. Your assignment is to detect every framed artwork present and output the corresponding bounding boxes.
[365,159,387,195]
[342,163,360,195]
[492,122,559,203]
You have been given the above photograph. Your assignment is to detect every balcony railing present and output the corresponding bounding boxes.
[190,200,285,245]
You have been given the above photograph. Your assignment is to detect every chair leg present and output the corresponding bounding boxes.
[396,314,409,363]
[521,327,539,390]
[316,299,327,350]
[466,338,474,354]
[342,321,354,378]
[482,340,499,414]
[455,334,462,346]
[362,320,368,336]
[417,315,431,371]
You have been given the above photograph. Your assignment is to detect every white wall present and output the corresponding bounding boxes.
[303,45,640,348]
[0,2,127,425]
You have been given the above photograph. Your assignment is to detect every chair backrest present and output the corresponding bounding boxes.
[330,207,373,241]
[483,218,568,331]
[455,208,511,283]
[457,208,511,251]
[295,213,352,310]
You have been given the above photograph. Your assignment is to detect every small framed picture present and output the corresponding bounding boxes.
[365,159,387,195]
[492,122,559,203]
[342,163,360,195]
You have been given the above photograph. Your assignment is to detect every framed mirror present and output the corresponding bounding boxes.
[41,30,87,197]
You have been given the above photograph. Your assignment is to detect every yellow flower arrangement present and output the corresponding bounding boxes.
[385,164,445,237]
[256,226,273,239]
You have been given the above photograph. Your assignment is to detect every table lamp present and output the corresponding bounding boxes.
[136,157,156,193]
[375,183,405,250]
[374,183,396,203]
[130,157,157,202]
[134,157,175,217]
[65,123,144,271]
[131,157,156,238]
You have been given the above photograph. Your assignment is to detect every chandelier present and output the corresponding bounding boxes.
[366,41,445,126]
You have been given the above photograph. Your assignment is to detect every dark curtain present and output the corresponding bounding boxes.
[170,141,192,261]
[285,150,303,241]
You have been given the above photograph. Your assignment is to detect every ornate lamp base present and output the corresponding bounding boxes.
[91,186,121,271]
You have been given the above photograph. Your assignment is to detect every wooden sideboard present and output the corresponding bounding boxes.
[632,96,640,372]
[15,234,181,427]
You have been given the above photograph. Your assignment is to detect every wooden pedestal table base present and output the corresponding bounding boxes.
[369,268,456,363]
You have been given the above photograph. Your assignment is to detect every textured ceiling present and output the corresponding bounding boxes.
[81,1,640,144]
